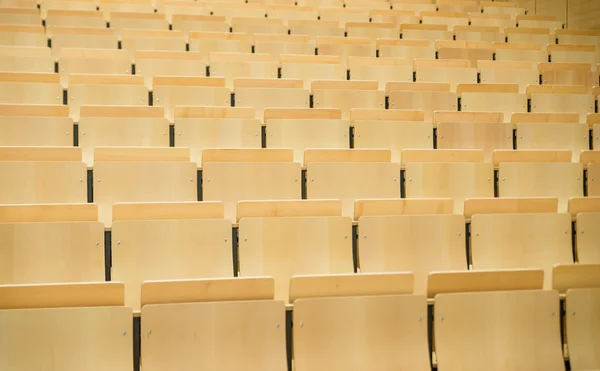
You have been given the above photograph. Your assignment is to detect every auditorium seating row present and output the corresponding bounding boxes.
[1,265,599,371]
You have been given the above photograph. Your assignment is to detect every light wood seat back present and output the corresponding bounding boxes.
[400,23,453,42]
[528,85,595,123]
[288,20,344,41]
[0,104,72,147]
[387,82,457,123]
[234,78,309,122]
[58,49,131,87]
[189,32,252,58]
[539,62,596,88]
[348,56,412,90]
[135,51,207,89]
[121,29,187,58]
[280,54,346,90]
[209,52,278,89]
[505,26,554,44]
[108,12,169,32]
[516,122,589,162]
[316,36,375,68]
[437,121,512,162]
[172,14,229,34]
[45,10,105,28]
[354,198,454,220]
[253,34,315,58]
[231,17,287,35]
[0,8,42,25]
[377,39,435,59]
[0,72,63,105]
[478,60,539,93]
[458,83,527,123]
[48,26,118,57]
[0,25,47,47]
[493,42,548,64]
[312,80,385,119]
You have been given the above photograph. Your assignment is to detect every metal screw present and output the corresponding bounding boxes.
[393,177,397,181]
[440,316,444,321]
[117,241,121,245]
[300,322,304,327]
[66,131,70,135]
[476,233,479,236]
[162,132,166,136]
[363,234,367,238]
[96,241,100,246]
[269,133,272,136]
[310,178,314,182]
[572,312,576,316]
[418,316,422,321]
[97,179,101,182]
[82,132,86,135]
[458,232,461,236]
[357,134,360,137]
[224,237,228,242]
[581,230,585,234]
[80,178,83,182]
[409,178,412,182]
[552,312,555,316]
[190,178,193,182]
[275,324,280,328]
[148,330,152,335]
[178,133,181,136]
[122,331,127,336]
[207,179,211,182]
[244,237,247,241]
[344,235,348,239]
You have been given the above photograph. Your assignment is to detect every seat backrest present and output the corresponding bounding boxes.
[231,17,287,35]
[0,8,41,25]
[582,151,600,196]
[238,200,352,302]
[516,14,563,31]
[433,110,505,128]
[400,23,453,42]
[0,282,132,371]
[376,39,435,59]
[210,3,266,20]
[348,56,412,90]
[288,20,344,41]
[354,197,454,221]
[189,31,252,58]
[505,26,554,44]
[459,83,528,123]
[58,48,131,86]
[291,273,431,371]
[209,52,278,89]
[387,82,457,122]
[108,12,169,32]
[318,7,369,24]
[135,51,207,89]
[0,104,72,146]
[266,5,318,22]
[539,62,595,88]
[435,40,495,67]
[516,122,589,162]
[0,71,63,105]
[253,34,315,58]
[345,22,398,40]
[99,0,154,13]
[494,42,548,63]
[316,36,375,68]
[478,60,539,93]
[140,278,286,371]
[370,9,418,25]
[415,58,477,90]
[556,29,600,46]
[280,54,346,90]
[0,46,54,73]
[548,44,598,68]
[454,25,504,42]
[0,24,47,47]
[312,80,385,119]
[437,121,512,162]
[172,14,229,34]
[121,29,187,57]
[421,10,469,28]
[48,26,118,57]
[469,13,515,28]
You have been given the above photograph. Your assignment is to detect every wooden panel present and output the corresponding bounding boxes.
[354,198,454,220]
[209,54,278,89]
[539,62,596,88]
[68,82,148,122]
[152,85,231,123]
[350,109,425,122]
[0,146,80,161]
[0,203,97,223]
[512,112,580,125]
[568,0,600,30]
[113,201,224,221]
[576,212,600,264]
[304,149,391,164]
[565,287,600,371]
[94,147,189,162]
[493,149,572,164]
[238,199,342,221]
[552,264,600,293]
[437,122,513,162]
[401,149,485,164]
[238,216,353,302]
[349,61,413,90]
[433,111,504,125]
[416,66,477,91]
[461,92,528,123]
[587,163,600,196]
[135,52,206,89]
[121,30,187,56]
[479,68,539,93]
[377,39,435,60]
[176,106,255,119]
[265,108,342,121]
[568,197,600,216]
[235,87,309,122]
[517,123,589,161]
[464,197,558,218]
[434,290,563,371]
[531,93,595,123]
[0,116,72,146]
[0,25,48,47]
[313,89,385,119]
[389,91,457,123]
[0,78,63,105]
[202,148,293,163]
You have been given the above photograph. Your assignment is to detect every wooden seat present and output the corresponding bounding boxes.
[568,198,600,263]
[516,122,589,162]
[494,42,548,64]
[266,5,318,23]
[388,82,458,123]
[581,150,600,196]
[477,61,539,93]
[400,23,453,42]
[459,83,527,123]
[0,8,42,25]
[344,0,390,10]
[481,1,526,17]
[0,25,47,47]
[357,201,465,294]
[354,198,454,220]
[352,109,431,163]
[280,54,346,90]
[238,200,352,302]
[437,0,480,13]
[454,26,504,43]
[189,32,252,58]
[552,264,600,371]
[111,202,232,311]
[0,72,63,105]
[161,4,211,24]
[505,27,554,45]
[0,104,72,147]
[172,15,229,34]
[435,41,494,68]
[434,110,505,128]
[135,51,206,89]
[0,204,104,284]
[464,197,559,220]
[415,59,477,91]
[40,0,98,13]
[494,150,583,212]
[421,11,469,28]
[210,3,266,21]
[0,147,87,204]
[174,106,261,166]
[152,77,230,123]
[434,289,563,371]
[99,0,154,13]
[58,49,131,87]
[348,57,412,90]
[0,47,54,73]
[231,17,287,36]
[122,29,186,57]
[392,0,436,13]
[539,62,596,88]
[316,36,375,68]
[312,80,385,119]
[402,149,494,213]
[93,147,197,226]
[345,22,398,41]
[44,9,105,28]
[108,12,169,32]
[265,108,348,163]
[305,149,400,217]
[376,39,435,59]
[528,85,595,123]
[291,273,430,371]
[556,29,600,47]
[437,121,512,162]
[288,20,344,41]
[253,34,315,58]
[234,79,309,122]
[0,283,132,371]
[548,44,598,70]
[370,9,418,26]
[516,15,563,32]
[512,112,580,128]
[469,13,515,28]
[209,52,278,89]
[318,7,369,24]
[140,278,286,371]
[202,149,301,222]
[48,27,118,57]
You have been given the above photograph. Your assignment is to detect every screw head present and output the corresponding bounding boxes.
[300,322,304,327]
[96,241,100,246]
[117,241,121,245]
[363,234,367,238]
[190,178,193,182]
[148,330,152,335]
[80,178,83,182]
[97,179,101,182]
[275,324,280,328]
[122,331,127,336]
[244,237,247,241]
[224,237,228,242]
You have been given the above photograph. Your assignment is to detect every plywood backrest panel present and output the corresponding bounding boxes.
[437,122,513,162]
[153,85,231,122]
[553,264,600,293]
[464,197,558,219]
[565,287,600,371]
[516,123,589,162]
[237,199,342,221]
[576,212,600,264]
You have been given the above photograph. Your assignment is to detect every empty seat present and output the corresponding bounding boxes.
[210,3,266,21]
[434,110,505,128]
[495,150,583,211]
[234,79,309,122]
[172,14,229,34]
[376,39,435,59]
[539,62,595,88]
[505,27,554,44]
[58,48,131,87]
[388,82,457,123]
[421,11,469,28]
[352,108,431,163]
[512,112,580,128]
[400,23,453,42]
[108,12,169,32]
[209,52,278,89]
[41,0,98,13]
[0,72,63,105]
[548,44,598,69]
[437,120,512,162]
[415,59,477,90]
[478,60,539,93]
[238,200,352,301]
[370,9,418,25]
[354,197,455,221]
[266,5,318,22]
[265,108,348,163]
[437,0,480,13]
[0,104,72,146]
[48,27,118,56]
[568,197,600,263]
[516,15,563,31]
[305,149,400,217]
[357,198,466,293]
[345,22,398,41]
[174,106,261,165]
[435,41,494,68]
[0,46,54,73]
[45,9,106,28]
[288,20,344,41]
[0,25,47,47]
[459,83,527,124]
[162,4,211,23]
[93,147,198,226]
[0,147,87,204]
[481,1,526,17]
[231,17,287,35]
[582,150,600,197]
[349,56,412,90]
[202,149,301,222]
[0,283,132,371]
[140,278,286,371]
[0,8,42,25]
[316,36,375,68]
[99,0,154,13]
[312,80,385,119]
[469,12,515,28]
[122,29,186,59]
[291,273,431,371]
[528,85,595,123]
[516,121,588,161]
[0,203,104,284]
[189,32,252,58]
[463,197,559,220]
[454,25,504,42]
[135,51,207,89]
[392,0,436,13]
[403,149,494,213]
[494,42,548,64]
[344,0,390,10]
[253,34,315,58]
[280,54,346,90]
[318,7,369,24]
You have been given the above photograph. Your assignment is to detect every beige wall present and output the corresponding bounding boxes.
[517,0,600,29]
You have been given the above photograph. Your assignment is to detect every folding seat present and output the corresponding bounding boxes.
[516,120,589,161]
[437,0,480,13]
[548,44,598,69]
[357,198,466,293]
[481,1,526,17]
[291,273,431,371]
[568,197,600,263]
[280,55,345,90]
[161,4,211,23]
[0,25,47,47]
[209,52,278,89]
[512,112,580,128]
[463,196,559,221]
[434,110,504,128]
[234,79,309,122]
[99,0,154,13]
[437,118,512,162]
[135,51,206,89]
[459,83,527,123]
[528,85,595,123]
[0,46,54,73]
[415,59,477,90]
[0,104,72,147]
[172,14,229,34]
[297,0,342,7]
[0,72,63,105]
[189,32,251,58]
[478,60,539,93]
[40,0,98,13]
[454,25,504,43]
[210,3,266,21]
[2,0,37,8]
[231,17,287,35]
[312,80,385,119]
[495,150,583,211]
[316,36,375,69]
[0,203,104,284]
[388,82,457,123]
[505,27,554,45]
[420,11,469,28]
[45,10,106,28]
[0,8,42,25]
[266,5,318,22]
[0,283,132,371]
[288,20,344,41]
[403,149,494,213]
[435,40,494,67]
[376,39,435,59]
[253,34,315,58]
[593,115,600,153]
[391,0,436,13]
[264,108,348,163]
[48,27,118,57]
[0,147,87,204]
[318,7,369,24]
[247,0,295,6]
[111,202,233,311]
[556,29,600,47]
[469,12,515,28]
[369,9,418,25]
[348,56,412,90]
[67,74,147,121]
[345,22,399,41]
[140,278,286,371]
[516,15,563,32]
[344,0,390,10]
[58,48,131,87]
[352,108,431,163]
[582,150,600,197]
[400,23,453,42]
[305,149,400,217]
[93,147,198,226]
[174,106,261,165]
[202,149,301,222]
[152,77,230,123]
[540,62,595,88]
[121,29,187,58]
[108,12,169,32]
[494,42,548,64]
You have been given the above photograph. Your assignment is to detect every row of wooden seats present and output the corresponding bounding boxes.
[1,265,598,371]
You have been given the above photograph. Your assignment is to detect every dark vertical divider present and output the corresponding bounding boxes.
[349,126,354,148]
[301,169,307,199]
[433,128,437,149]
[465,222,471,268]
[104,230,111,281]
[572,220,578,263]
[400,169,406,198]
[427,304,434,370]
[232,226,239,277]
[169,125,175,147]
[494,169,499,197]
[197,170,203,201]
[133,317,141,371]
[285,310,293,371]
[262,125,267,148]
[73,124,78,147]
[352,224,358,272]
[63,89,67,105]
[87,169,93,203]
